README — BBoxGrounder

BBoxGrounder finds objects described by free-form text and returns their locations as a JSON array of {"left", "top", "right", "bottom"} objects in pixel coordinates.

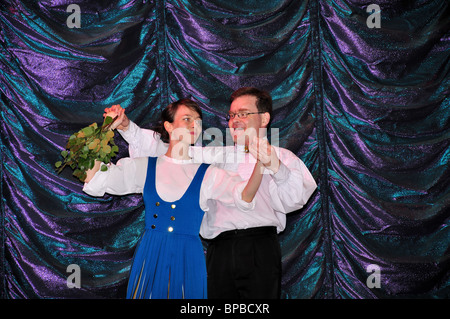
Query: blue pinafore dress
[{"left": 126, "top": 157, "right": 210, "bottom": 299}]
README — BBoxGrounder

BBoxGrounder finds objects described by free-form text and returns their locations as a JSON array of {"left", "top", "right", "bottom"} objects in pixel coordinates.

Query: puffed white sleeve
[
  {"left": 82, "top": 157, "right": 149, "bottom": 197},
  {"left": 268, "top": 149, "right": 317, "bottom": 213},
  {"left": 118, "top": 121, "right": 168, "bottom": 158},
  {"left": 199, "top": 166, "right": 255, "bottom": 213}
]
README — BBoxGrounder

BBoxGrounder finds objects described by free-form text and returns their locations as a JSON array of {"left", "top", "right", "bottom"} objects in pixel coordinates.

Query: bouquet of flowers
[{"left": 55, "top": 115, "right": 119, "bottom": 182}]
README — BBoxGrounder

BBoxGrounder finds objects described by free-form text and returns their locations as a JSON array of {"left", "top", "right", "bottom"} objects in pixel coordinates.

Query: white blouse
[
  {"left": 83, "top": 155, "right": 255, "bottom": 214},
  {"left": 116, "top": 121, "right": 318, "bottom": 239}
]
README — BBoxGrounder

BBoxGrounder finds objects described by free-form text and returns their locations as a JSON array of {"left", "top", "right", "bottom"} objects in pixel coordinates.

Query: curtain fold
[{"left": 0, "top": 0, "right": 448, "bottom": 298}]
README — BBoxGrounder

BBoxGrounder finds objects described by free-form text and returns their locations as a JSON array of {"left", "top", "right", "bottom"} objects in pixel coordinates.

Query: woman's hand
[
  {"left": 103, "top": 104, "right": 130, "bottom": 131},
  {"left": 84, "top": 160, "right": 102, "bottom": 183}
]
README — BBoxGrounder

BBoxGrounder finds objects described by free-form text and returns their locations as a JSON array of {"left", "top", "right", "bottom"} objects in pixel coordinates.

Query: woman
[{"left": 83, "top": 99, "right": 263, "bottom": 299}]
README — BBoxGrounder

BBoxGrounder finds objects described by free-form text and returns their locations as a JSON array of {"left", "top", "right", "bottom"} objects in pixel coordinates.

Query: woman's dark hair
[
  {"left": 230, "top": 87, "right": 273, "bottom": 120},
  {"left": 156, "top": 99, "right": 202, "bottom": 142}
]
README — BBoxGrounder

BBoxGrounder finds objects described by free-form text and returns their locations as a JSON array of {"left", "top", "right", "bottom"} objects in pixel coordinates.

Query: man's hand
[
  {"left": 103, "top": 104, "right": 130, "bottom": 131},
  {"left": 248, "top": 136, "right": 280, "bottom": 173}
]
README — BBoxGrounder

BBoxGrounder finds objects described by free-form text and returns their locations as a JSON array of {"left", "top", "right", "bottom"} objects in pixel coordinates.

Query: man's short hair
[{"left": 230, "top": 87, "right": 273, "bottom": 121}]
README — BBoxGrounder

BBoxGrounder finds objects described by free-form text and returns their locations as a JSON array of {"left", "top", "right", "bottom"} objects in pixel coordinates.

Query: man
[{"left": 106, "top": 87, "right": 317, "bottom": 298}]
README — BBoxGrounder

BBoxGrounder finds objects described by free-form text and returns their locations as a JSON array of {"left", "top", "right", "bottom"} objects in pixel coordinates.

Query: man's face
[{"left": 228, "top": 95, "right": 269, "bottom": 145}]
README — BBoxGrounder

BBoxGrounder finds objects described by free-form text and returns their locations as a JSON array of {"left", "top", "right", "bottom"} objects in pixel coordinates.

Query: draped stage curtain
[{"left": 0, "top": 0, "right": 448, "bottom": 299}]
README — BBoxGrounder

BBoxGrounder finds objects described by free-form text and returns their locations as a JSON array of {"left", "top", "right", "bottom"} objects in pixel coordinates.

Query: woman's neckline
[{"left": 161, "top": 154, "right": 194, "bottom": 164}]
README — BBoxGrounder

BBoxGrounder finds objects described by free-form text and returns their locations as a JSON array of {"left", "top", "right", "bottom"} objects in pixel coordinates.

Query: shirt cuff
[
  {"left": 271, "top": 161, "right": 290, "bottom": 184},
  {"left": 82, "top": 163, "right": 109, "bottom": 197},
  {"left": 117, "top": 121, "right": 138, "bottom": 143}
]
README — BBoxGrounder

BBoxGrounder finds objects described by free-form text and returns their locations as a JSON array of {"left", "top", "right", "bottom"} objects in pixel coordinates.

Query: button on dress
[{"left": 126, "top": 157, "right": 210, "bottom": 299}]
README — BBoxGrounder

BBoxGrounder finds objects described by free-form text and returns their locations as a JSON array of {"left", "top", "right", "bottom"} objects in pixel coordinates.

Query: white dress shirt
[
  {"left": 83, "top": 155, "right": 255, "bottom": 215},
  {"left": 118, "top": 121, "right": 317, "bottom": 239}
]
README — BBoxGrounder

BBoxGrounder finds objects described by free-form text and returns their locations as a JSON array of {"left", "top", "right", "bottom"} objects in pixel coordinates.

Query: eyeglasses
[{"left": 226, "top": 111, "right": 265, "bottom": 121}]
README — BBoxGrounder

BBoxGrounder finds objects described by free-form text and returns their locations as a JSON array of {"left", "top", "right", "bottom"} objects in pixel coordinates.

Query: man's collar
[
  {"left": 234, "top": 136, "right": 268, "bottom": 153},
  {"left": 235, "top": 143, "right": 248, "bottom": 153}
]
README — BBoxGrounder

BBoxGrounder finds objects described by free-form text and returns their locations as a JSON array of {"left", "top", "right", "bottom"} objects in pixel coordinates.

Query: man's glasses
[{"left": 226, "top": 111, "right": 265, "bottom": 121}]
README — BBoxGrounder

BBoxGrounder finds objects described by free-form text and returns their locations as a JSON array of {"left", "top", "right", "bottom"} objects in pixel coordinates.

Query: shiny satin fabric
[{"left": 0, "top": 0, "right": 448, "bottom": 298}]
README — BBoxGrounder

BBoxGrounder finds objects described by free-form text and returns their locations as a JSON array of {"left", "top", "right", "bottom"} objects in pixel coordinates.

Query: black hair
[
  {"left": 230, "top": 87, "right": 273, "bottom": 120},
  {"left": 156, "top": 99, "right": 202, "bottom": 143}
]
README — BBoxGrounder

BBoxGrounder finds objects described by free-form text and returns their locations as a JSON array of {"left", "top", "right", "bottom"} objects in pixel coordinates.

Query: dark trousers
[{"left": 206, "top": 226, "right": 281, "bottom": 299}]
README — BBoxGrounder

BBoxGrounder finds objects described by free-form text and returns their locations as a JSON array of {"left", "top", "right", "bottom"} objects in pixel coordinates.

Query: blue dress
[{"left": 126, "top": 157, "right": 210, "bottom": 299}]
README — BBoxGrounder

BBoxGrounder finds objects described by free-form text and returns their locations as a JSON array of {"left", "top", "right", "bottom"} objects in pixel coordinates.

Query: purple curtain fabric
[{"left": 0, "top": 0, "right": 448, "bottom": 298}]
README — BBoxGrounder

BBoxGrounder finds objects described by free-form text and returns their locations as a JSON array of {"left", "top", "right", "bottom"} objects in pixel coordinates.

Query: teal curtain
[{"left": 0, "top": 0, "right": 448, "bottom": 298}]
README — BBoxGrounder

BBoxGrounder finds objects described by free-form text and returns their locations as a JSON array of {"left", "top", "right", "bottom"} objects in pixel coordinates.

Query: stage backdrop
[{"left": 0, "top": 0, "right": 448, "bottom": 298}]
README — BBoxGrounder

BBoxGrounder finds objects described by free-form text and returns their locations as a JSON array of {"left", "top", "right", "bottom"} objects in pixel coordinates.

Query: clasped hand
[{"left": 248, "top": 137, "right": 280, "bottom": 174}]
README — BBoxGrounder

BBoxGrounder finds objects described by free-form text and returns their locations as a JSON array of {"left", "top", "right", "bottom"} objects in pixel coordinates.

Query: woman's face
[{"left": 165, "top": 104, "right": 202, "bottom": 145}]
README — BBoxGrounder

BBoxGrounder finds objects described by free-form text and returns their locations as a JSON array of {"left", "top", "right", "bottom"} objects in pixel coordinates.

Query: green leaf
[
  {"left": 81, "top": 126, "right": 94, "bottom": 137},
  {"left": 56, "top": 118, "right": 119, "bottom": 182},
  {"left": 89, "top": 158, "right": 95, "bottom": 169},
  {"left": 73, "top": 169, "right": 82, "bottom": 178},
  {"left": 105, "top": 130, "right": 114, "bottom": 139},
  {"left": 88, "top": 139, "right": 100, "bottom": 150},
  {"left": 101, "top": 165, "right": 108, "bottom": 172},
  {"left": 103, "top": 116, "right": 113, "bottom": 126}
]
